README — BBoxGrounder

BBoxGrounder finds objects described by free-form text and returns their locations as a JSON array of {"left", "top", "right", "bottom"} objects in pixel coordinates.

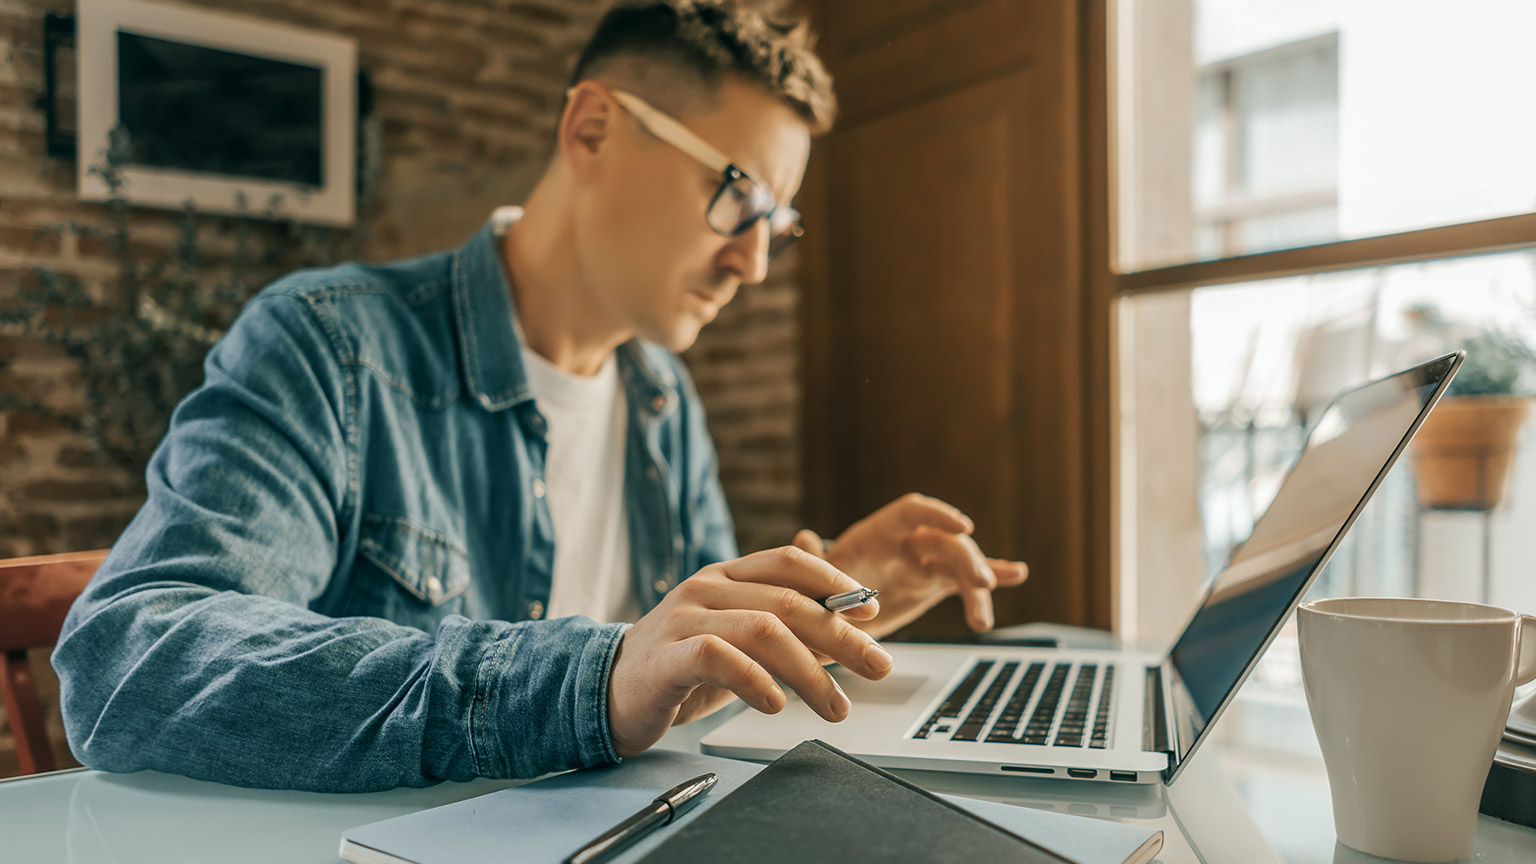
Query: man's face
[{"left": 569, "top": 78, "right": 812, "bottom": 353}]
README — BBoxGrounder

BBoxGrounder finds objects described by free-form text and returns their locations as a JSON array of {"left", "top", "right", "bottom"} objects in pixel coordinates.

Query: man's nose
[{"left": 719, "top": 220, "right": 771, "bottom": 285}]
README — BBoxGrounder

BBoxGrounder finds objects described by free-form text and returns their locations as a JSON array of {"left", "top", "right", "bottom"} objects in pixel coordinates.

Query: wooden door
[{"left": 800, "top": 0, "right": 1105, "bottom": 636}]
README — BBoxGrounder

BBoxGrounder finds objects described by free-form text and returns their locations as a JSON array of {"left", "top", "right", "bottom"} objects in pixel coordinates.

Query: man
[{"left": 54, "top": 0, "right": 1028, "bottom": 792}]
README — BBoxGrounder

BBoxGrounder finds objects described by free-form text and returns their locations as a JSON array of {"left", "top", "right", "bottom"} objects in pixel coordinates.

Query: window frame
[{"left": 1085, "top": 0, "right": 1536, "bottom": 639}]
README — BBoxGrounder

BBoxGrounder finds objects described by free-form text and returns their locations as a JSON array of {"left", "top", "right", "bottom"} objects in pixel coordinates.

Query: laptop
[{"left": 703, "top": 351, "right": 1464, "bottom": 786}]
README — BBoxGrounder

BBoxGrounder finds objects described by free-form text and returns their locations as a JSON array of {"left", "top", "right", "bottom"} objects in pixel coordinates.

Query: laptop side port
[
  {"left": 1067, "top": 768, "right": 1097, "bottom": 779},
  {"left": 1109, "top": 771, "right": 1138, "bottom": 782},
  {"left": 1000, "top": 765, "right": 1054, "bottom": 775}
]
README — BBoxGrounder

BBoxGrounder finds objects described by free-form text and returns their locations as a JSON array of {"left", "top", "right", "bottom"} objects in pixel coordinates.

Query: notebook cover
[
  {"left": 633, "top": 740, "right": 1076, "bottom": 864},
  {"left": 340, "top": 745, "right": 1161, "bottom": 864},
  {"left": 1482, "top": 738, "right": 1536, "bottom": 829}
]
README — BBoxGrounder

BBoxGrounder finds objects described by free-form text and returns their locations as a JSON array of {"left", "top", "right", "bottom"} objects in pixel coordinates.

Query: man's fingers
[
  {"left": 792, "top": 528, "right": 826, "bottom": 557},
  {"left": 715, "top": 545, "right": 866, "bottom": 600},
  {"left": 959, "top": 584, "right": 996, "bottom": 632},
  {"left": 687, "top": 580, "right": 891, "bottom": 680},
  {"left": 831, "top": 597, "right": 881, "bottom": 622},
  {"left": 792, "top": 527, "right": 868, "bottom": 616},
  {"left": 890, "top": 492, "right": 975, "bottom": 534},
  {"left": 711, "top": 609, "right": 851, "bottom": 722},
  {"left": 706, "top": 544, "right": 878, "bottom": 618},
  {"left": 989, "top": 558, "right": 1029, "bottom": 586},
  {"left": 671, "top": 634, "right": 785, "bottom": 716},
  {"left": 904, "top": 526, "right": 996, "bottom": 590}
]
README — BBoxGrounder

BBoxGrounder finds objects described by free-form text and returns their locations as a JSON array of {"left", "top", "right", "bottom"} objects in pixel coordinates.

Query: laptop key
[
  {"left": 985, "top": 662, "right": 1045, "bottom": 742},
  {"left": 951, "top": 661, "right": 1019, "bottom": 741},
  {"left": 1089, "top": 665, "right": 1116, "bottom": 748},
  {"left": 913, "top": 660, "right": 994, "bottom": 739},
  {"left": 1020, "top": 664, "right": 1073, "bottom": 745},
  {"left": 1053, "top": 665, "right": 1099, "bottom": 747}
]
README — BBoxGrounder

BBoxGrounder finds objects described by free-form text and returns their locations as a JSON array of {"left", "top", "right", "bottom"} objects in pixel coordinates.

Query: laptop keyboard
[
  {"left": 1089, "top": 665, "right": 1116, "bottom": 748},
  {"left": 912, "top": 660, "right": 1115, "bottom": 748},
  {"left": 951, "top": 661, "right": 1019, "bottom": 741},
  {"left": 984, "top": 662, "right": 1044, "bottom": 742}
]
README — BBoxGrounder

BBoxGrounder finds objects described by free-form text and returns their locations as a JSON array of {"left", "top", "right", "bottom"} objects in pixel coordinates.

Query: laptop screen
[{"left": 1163, "top": 352, "right": 1460, "bottom": 776}]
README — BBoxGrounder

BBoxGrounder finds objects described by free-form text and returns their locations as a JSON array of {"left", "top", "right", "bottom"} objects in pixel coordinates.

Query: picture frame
[{"left": 76, "top": 0, "right": 357, "bottom": 226}]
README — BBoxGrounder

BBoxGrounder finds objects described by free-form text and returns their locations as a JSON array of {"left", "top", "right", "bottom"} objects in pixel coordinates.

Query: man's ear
[{"left": 559, "top": 85, "right": 614, "bottom": 181}]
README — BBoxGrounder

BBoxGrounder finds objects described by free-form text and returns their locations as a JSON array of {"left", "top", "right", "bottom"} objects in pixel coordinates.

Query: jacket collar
[{"left": 451, "top": 217, "right": 534, "bottom": 411}]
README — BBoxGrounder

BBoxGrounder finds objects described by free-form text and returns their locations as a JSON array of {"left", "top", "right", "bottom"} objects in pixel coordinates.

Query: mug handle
[{"left": 1519, "top": 615, "right": 1536, "bottom": 686}]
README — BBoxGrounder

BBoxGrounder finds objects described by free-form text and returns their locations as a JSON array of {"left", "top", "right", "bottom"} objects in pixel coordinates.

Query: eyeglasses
[{"left": 568, "top": 85, "right": 805, "bottom": 258}]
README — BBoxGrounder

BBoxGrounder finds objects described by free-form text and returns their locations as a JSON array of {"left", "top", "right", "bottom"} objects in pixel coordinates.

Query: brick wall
[
  {"left": 689, "top": 251, "right": 803, "bottom": 552},
  {"left": 0, "top": 0, "right": 806, "bottom": 776}
]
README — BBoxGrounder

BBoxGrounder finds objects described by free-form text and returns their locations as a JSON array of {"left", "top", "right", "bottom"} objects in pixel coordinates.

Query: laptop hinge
[{"left": 1143, "top": 664, "right": 1172, "bottom": 754}]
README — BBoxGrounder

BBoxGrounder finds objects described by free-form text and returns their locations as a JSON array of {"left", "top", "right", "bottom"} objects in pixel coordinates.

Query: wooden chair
[{"left": 0, "top": 549, "right": 108, "bottom": 774}]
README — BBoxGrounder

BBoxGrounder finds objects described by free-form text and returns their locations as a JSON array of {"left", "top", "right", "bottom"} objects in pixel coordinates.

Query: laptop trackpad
[{"left": 828, "top": 669, "right": 927, "bottom": 705}]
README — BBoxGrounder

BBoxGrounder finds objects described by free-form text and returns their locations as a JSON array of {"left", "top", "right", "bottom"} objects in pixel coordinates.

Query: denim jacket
[{"left": 52, "top": 216, "right": 739, "bottom": 792}]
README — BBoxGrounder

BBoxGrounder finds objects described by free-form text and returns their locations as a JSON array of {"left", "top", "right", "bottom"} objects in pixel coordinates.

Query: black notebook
[{"left": 634, "top": 739, "right": 1077, "bottom": 864}]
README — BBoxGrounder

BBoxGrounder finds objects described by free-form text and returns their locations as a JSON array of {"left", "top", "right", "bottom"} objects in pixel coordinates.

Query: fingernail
[
  {"left": 829, "top": 679, "right": 851, "bottom": 720},
  {"left": 866, "top": 641, "right": 893, "bottom": 673}
]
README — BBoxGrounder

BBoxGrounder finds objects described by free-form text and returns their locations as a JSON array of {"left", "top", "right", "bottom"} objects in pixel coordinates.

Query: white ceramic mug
[{"left": 1297, "top": 597, "right": 1536, "bottom": 863}]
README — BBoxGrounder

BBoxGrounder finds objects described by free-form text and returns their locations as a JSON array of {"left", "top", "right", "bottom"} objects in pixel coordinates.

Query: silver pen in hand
[
  {"left": 820, "top": 587, "right": 879, "bottom": 613},
  {"left": 563, "top": 773, "right": 717, "bottom": 864}
]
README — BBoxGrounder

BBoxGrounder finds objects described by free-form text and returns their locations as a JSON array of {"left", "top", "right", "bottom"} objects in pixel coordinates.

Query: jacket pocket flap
[{"left": 358, "top": 515, "right": 470, "bottom": 606}]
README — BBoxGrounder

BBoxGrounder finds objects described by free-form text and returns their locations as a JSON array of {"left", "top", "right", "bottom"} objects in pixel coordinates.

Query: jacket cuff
[
  {"left": 470, "top": 618, "right": 630, "bottom": 778},
  {"left": 573, "top": 621, "right": 630, "bottom": 767}
]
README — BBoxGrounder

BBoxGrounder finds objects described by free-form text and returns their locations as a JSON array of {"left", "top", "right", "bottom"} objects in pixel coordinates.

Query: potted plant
[{"left": 1408, "top": 324, "right": 1536, "bottom": 511}]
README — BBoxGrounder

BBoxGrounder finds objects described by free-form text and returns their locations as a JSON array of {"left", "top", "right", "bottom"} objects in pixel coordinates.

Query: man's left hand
[{"left": 794, "top": 493, "right": 1029, "bottom": 639}]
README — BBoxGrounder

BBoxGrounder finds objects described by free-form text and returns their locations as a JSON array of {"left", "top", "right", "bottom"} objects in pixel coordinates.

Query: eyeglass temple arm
[{"left": 565, "top": 86, "right": 733, "bottom": 176}]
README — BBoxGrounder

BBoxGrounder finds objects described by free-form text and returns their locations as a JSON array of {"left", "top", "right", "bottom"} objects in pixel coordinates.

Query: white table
[{"left": 3, "top": 701, "right": 1532, "bottom": 864}]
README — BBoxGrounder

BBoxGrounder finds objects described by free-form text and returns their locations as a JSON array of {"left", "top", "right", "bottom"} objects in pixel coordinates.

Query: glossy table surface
[
  {"left": 3, "top": 707, "right": 1532, "bottom": 864},
  {"left": 5, "top": 622, "right": 1533, "bottom": 864}
]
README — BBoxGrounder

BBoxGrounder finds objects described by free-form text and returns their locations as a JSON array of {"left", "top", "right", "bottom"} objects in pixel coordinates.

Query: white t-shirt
[
  {"left": 514, "top": 305, "right": 639, "bottom": 625},
  {"left": 495, "top": 205, "right": 638, "bottom": 623}
]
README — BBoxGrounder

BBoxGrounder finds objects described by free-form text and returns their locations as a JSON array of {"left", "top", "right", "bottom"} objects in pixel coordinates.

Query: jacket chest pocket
[{"left": 353, "top": 515, "right": 471, "bottom": 627}]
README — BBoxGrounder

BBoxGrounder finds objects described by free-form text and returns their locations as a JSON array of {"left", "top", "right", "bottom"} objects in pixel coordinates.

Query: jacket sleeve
[{"left": 52, "top": 292, "right": 627, "bottom": 792}]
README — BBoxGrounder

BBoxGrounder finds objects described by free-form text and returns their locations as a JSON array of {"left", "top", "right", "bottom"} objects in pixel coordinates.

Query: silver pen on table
[
  {"left": 820, "top": 587, "right": 879, "bottom": 613},
  {"left": 563, "top": 772, "right": 717, "bottom": 864}
]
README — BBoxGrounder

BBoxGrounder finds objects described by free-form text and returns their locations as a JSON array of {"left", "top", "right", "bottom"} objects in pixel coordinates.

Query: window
[
  {"left": 1119, "top": 0, "right": 1536, "bottom": 272},
  {"left": 1193, "top": 35, "right": 1338, "bottom": 260},
  {"left": 1108, "top": 0, "right": 1536, "bottom": 758}
]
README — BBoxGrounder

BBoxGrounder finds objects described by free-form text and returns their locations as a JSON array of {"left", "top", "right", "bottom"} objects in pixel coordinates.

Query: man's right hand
[{"left": 606, "top": 545, "right": 895, "bottom": 758}]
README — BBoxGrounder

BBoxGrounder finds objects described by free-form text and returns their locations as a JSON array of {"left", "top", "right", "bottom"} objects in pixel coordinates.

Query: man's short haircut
[{"left": 570, "top": 0, "right": 837, "bottom": 135}]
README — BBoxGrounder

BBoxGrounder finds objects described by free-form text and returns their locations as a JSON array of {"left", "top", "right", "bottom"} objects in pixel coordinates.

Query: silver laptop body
[{"left": 703, "top": 352, "right": 1463, "bottom": 786}]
